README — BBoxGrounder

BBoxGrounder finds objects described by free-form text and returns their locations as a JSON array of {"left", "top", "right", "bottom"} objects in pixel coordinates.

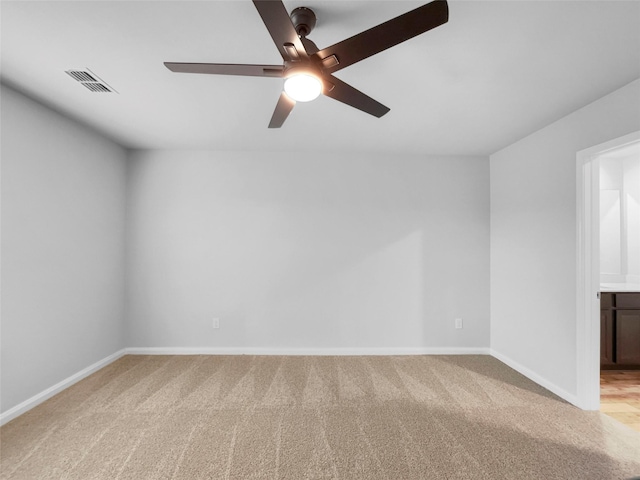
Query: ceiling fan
[{"left": 164, "top": 0, "right": 448, "bottom": 128}]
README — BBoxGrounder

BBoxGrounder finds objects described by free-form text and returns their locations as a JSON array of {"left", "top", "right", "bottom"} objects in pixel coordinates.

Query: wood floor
[{"left": 600, "top": 370, "right": 640, "bottom": 432}]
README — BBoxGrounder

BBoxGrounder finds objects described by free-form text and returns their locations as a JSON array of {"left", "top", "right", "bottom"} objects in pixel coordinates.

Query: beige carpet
[{"left": 1, "top": 355, "right": 639, "bottom": 479}]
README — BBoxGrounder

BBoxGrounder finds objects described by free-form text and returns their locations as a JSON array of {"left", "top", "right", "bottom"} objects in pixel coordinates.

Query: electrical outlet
[
  {"left": 455, "top": 318, "right": 463, "bottom": 329},
  {"left": 212, "top": 318, "right": 219, "bottom": 329}
]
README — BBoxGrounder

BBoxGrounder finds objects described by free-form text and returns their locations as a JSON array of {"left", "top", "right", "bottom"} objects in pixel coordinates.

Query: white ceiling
[{"left": 1, "top": 0, "right": 639, "bottom": 156}]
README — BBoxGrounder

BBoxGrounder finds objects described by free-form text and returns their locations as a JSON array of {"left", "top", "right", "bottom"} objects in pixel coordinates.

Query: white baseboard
[
  {"left": 0, "top": 349, "right": 127, "bottom": 426},
  {"left": 490, "top": 349, "right": 579, "bottom": 408},
  {"left": 125, "top": 346, "right": 491, "bottom": 356}
]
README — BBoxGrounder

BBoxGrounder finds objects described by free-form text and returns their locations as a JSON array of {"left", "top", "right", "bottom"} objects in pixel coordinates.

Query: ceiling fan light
[{"left": 284, "top": 74, "right": 322, "bottom": 102}]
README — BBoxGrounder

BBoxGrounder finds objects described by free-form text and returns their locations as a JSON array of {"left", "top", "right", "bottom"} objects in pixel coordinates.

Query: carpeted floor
[{"left": 1, "top": 355, "right": 639, "bottom": 479}]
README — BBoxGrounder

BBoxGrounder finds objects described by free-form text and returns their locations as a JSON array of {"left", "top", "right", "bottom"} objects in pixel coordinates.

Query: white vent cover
[{"left": 65, "top": 69, "right": 117, "bottom": 93}]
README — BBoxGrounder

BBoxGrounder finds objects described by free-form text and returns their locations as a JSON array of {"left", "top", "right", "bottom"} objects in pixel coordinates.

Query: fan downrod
[{"left": 290, "top": 7, "right": 316, "bottom": 37}]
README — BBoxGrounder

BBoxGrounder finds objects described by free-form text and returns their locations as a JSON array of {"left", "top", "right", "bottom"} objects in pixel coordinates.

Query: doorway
[
  {"left": 597, "top": 141, "right": 640, "bottom": 431},
  {"left": 576, "top": 131, "right": 640, "bottom": 412}
]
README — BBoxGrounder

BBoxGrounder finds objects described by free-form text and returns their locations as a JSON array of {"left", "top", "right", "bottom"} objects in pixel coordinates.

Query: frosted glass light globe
[{"left": 284, "top": 74, "right": 322, "bottom": 102}]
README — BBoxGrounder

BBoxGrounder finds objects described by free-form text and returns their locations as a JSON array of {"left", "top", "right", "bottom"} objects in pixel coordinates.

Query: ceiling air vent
[{"left": 65, "top": 69, "right": 117, "bottom": 93}]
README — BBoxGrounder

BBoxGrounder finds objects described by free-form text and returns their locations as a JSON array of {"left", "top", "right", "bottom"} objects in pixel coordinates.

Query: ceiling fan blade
[
  {"left": 164, "top": 62, "right": 284, "bottom": 77},
  {"left": 252, "top": 0, "right": 308, "bottom": 61},
  {"left": 312, "top": 0, "right": 448, "bottom": 74},
  {"left": 322, "top": 75, "right": 389, "bottom": 118},
  {"left": 268, "top": 92, "right": 296, "bottom": 128}
]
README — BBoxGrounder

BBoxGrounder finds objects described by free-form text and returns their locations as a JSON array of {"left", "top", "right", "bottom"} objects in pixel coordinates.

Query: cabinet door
[
  {"left": 616, "top": 310, "right": 640, "bottom": 365},
  {"left": 600, "top": 310, "right": 614, "bottom": 365}
]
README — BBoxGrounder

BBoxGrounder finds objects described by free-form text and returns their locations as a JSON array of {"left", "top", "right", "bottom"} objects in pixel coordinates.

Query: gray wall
[
  {"left": 1, "top": 85, "right": 127, "bottom": 413},
  {"left": 126, "top": 150, "right": 490, "bottom": 351},
  {"left": 490, "top": 79, "right": 640, "bottom": 397},
  {"left": 7, "top": 75, "right": 637, "bottom": 414}
]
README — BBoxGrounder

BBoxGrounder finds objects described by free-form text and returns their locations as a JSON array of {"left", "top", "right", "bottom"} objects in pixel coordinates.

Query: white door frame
[{"left": 576, "top": 130, "right": 640, "bottom": 410}]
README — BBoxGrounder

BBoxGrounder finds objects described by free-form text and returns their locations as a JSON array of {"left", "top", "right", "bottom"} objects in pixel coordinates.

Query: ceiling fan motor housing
[
  {"left": 290, "top": 7, "right": 316, "bottom": 37},
  {"left": 283, "top": 63, "right": 323, "bottom": 85}
]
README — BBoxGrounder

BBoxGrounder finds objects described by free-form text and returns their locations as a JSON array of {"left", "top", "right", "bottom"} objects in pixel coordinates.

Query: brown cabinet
[
  {"left": 600, "top": 309, "right": 614, "bottom": 365},
  {"left": 617, "top": 310, "right": 640, "bottom": 365},
  {"left": 600, "top": 292, "right": 640, "bottom": 369}
]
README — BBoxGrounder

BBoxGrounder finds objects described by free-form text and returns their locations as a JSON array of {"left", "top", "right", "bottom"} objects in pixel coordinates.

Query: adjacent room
[
  {"left": 599, "top": 142, "right": 640, "bottom": 430},
  {"left": 1, "top": 1, "right": 639, "bottom": 478}
]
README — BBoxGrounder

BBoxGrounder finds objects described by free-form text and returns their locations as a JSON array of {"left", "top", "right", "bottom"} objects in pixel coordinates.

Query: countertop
[{"left": 600, "top": 283, "right": 640, "bottom": 293}]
